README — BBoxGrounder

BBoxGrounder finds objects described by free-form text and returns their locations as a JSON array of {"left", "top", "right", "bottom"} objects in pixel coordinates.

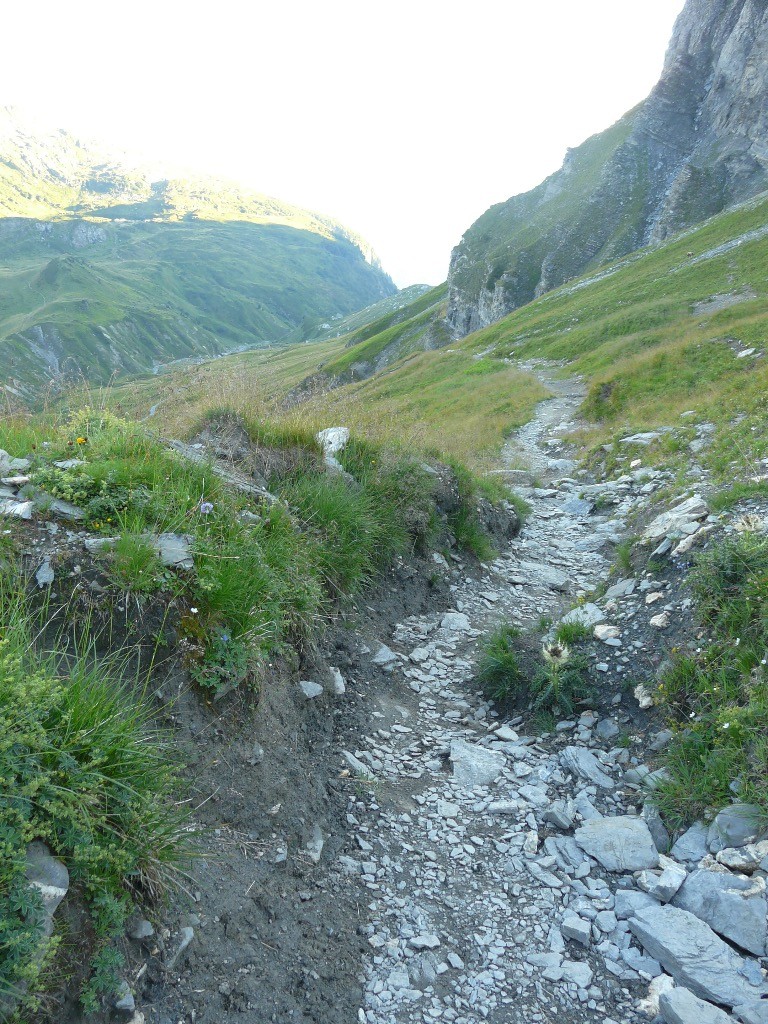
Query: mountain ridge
[
  {"left": 446, "top": 0, "right": 768, "bottom": 338},
  {"left": 0, "top": 107, "right": 395, "bottom": 399}
]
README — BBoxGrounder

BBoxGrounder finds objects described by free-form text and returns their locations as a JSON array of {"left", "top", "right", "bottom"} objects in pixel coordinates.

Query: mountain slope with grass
[
  {"left": 446, "top": 0, "right": 768, "bottom": 337},
  {"left": 0, "top": 108, "right": 395, "bottom": 399}
]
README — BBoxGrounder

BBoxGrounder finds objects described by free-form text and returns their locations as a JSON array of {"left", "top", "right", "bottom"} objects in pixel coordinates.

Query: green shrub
[
  {"left": 554, "top": 620, "right": 592, "bottom": 646},
  {"left": 530, "top": 643, "right": 593, "bottom": 714},
  {"left": 477, "top": 625, "right": 523, "bottom": 700},
  {"left": 106, "top": 532, "right": 169, "bottom": 594},
  {"left": 0, "top": 602, "right": 190, "bottom": 1014},
  {"left": 654, "top": 532, "right": 768, "bottom": 827}
]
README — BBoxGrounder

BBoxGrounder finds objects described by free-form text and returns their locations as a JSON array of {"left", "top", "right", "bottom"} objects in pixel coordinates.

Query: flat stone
[
  {"left": 594, "top": 624, "right": 621, "bottom": 641},
  {"left": 659, "top": 986, "right": 733, "bottom": 1024},
  {"left": 299, "top": 680, "right": 324, "bottom": 699},
  {"left": 450, "top": 738, "right": 504, "bottom": 788},
  {"left": 409, "top": 933, "right": 440, "bottom": 950},
  {"left": 614, "top": 889, "right": 661, "bottom": 920},
  {"left": 561, "top": 913, "right": 591, "bottom": 946},
  {"left": 604, "top": 578, "right": 636, "bottom": 599},
  {"left": 441, "top": 611, "right": 471, "bottom": 632},
  {"left": 671, "top": 823, "right": 710, "bottom": 864},
  {"left": 561, "top": 746, "right": 615, "bottom": 789},
  {"left": 672, "top": 868, "right": 768, "bottom": 956},
  {"left": 575, "top": 816, "right": 660, "bottom": 871},
  {"left": 559, "top": 960, "right": 593, "bottom": 987},
  {"left": 562, "top": 498, "right": 592, "bottom": 516},
  {"left": 708, "top": 804, "right": 765, "bottom": 853},
  {"left": 437, "top": 800, "right": 460, "bottom": 818},
  {"left": 559, "top": 603, "right": 605, "bottom": 628},
  {"left": 35, "top": 560, "right": 54, "bottom": 587},
  {"left": 643, "top": 801, "right": 672, "bottom": 853},
  {"left": 628, "top": 904, "right": 767, "bottom": 1007},
  {"left": 733, "top": 1000, "right": 768, "bottom": 1024},
  {"left": 328, "top": 667, "right": 346, "bottom": 695},
  {"left": 0, "top": 498, "right": 33, "bottom": 519},
  {"left": 47, "top": 498, "right": 86, "bottom": 521},
  {"left": 154, "top": 532, "right": 194, "bottom": 569}
]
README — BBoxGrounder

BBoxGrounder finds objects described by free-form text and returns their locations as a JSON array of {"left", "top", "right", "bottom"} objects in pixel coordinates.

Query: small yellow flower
[{"left": 76, "top": 436, "right": 87, "bottom": 445}]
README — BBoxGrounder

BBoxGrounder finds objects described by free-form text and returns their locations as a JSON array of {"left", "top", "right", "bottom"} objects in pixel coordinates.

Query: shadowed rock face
[{"left": 446, "top": 0, "right": 768, "bottom": 338}]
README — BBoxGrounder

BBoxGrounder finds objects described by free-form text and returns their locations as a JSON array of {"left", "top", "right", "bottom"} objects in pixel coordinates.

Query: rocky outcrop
[{"left": 446, "top": 0, "right": 768, "bottom": 337}]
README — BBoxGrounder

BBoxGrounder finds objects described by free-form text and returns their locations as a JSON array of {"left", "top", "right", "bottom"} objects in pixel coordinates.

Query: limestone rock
[
  {"left": 672, "top": 868, "right": 768, "bottom": 956},
  {"left": 561, "top": 745, "right": 614, "bottom": 789},
  {"left": 643, "top": 495, "right": 708, "bottom": 544},
  {"left": 628, "top": 904, "right": 767, "bottom": 1007},
  {"left": 449, "top": 738, "right": 504, "bottom": 789},
  {"left": 575, "top": 816, "right": 660, "bottom": 871},
  {"left": 658, "top": 986, "right": 733, "bottom": 1024},
  {"left": 708, "top": 804, "right": 765, "bottom": 853}
]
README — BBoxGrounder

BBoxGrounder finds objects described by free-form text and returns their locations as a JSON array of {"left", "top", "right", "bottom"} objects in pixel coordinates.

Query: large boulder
[
  {"left": 628, "top": 904, "right": 768, "bottom": 1007},
  {"left": 574, "top": 816, "right": 660, "bottom": 872},
  {"left": 672, "top": 868, "right": 768, "bottom": 956}
]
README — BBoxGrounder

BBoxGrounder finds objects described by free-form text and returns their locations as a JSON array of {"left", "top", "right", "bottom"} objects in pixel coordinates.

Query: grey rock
[
  {"left": 643, "top": 495, "right": 709, "bottom": 543},
  {"left": 304, "top": 825, "right": 325, "bottom": 864},
  {"left": 659, "top": 986, "right": 734, "bottom": 1024},
  {"left": 450, "top": 738, "right": 504, "bottom": 788},
  {"left": 559, "top": 603, "right": 605, "bottom": 628},
  {"left": 637, "top": 854, "right": 687, "bottom": 902},
  {"left": 575, "top": 816, "right": 660, "bottom": 871},
  {"left": 561, "top": 913, "right": 591, "bottom": 946},
  {"left": 53, "top": 458, "right": 86, "bottom": 470},
  {"left": 35, "top": 560, "right": 54, "bottom": 587},
  {"left": 372, "top": 644, "right": 398, "bottom": 668},
  {"left": 614, "top": 889, "right": 661, "bottom": 920},
  {"left": 47, "top": 497, "right": 86, "bottom": 521},
  {"left": 409, "top": 933, "right": 440, "bottom": 950},
  {"left": 628, "top": 904, "right": 767, "bottom": 1007},
  {"left": 113, "top": 980, "right": 135, "bottom": 1014},
  {"left": 671, "top": 823, "right": 710, "bottom": 864},
  {"left": 559, "top": 960, "right": 593, "bottom": 987},
  {"left": 25, "top": 840, "right": 69, "bottom": 937},
  {"left": 643, "top": 801, "right": 672, "bottom": 853},
  {"left": 0, "top": 497, "right": 33, "bottom": 519},
  {"left": 708, "top": 804, "right": 765, "bottom": 853},
  {"left": 164, "top": 925, "right": 194, "bottom": 970},
  {"left": 595, "top": 718, "right": 620, "bottom": 741},
  {"left": 440, "top": 611, "right": 472, "bottom": 632},
  {"left": 299, "top": 680, "right": 324, "bottom": 699},
  {"left": 126, "top": 917, "right": 154, "bottom": 940},
  {"left": 650, "top": 728, "right": 674, "bottom": 752},
  {"left": 620, "top": 946, "right": 662, "bottom": 978},
  {"left": 733, "top": 1000, "right": 768, "bottom": 1024},
  {"left": 544, "top": 800, "right": 575, "bottom": 830},
  {"left": 604, "top": 578, "right": 636, "bottom": 600},
  {"left": 717, "top": 841, "right": 768, "bottom": 874},
  {"left": 328, "top": 667, "right": 346, "bottom": 695},
  {"left": 154, "top": 532, "right": 194, "bottom": 569},
  {"left": 672, "top": 868, "right": 768, "bottom": 956},
  {"left": 561, "top": 746, "right": 615, "bottom": 789},
  {"left": 562, "top": 497, "right": 592, "bottom": 516}
]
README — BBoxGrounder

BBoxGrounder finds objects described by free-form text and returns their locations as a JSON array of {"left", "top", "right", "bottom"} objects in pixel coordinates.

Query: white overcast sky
[{"left": 2, "top": 0, "right": 685, "bottom": 286}]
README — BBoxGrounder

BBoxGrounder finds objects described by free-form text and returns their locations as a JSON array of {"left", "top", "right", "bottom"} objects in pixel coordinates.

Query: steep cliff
[{"left": 446, "top": 0, "right": 768, "bottom": 337}]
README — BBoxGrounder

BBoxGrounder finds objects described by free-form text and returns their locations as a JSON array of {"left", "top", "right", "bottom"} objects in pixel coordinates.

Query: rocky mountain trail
[
  {"left": 4, "top": 371, "right": 768, "bottom": 1024},
  {"left": 328, "top": 369, "right": 768, "bottom": 1024}
]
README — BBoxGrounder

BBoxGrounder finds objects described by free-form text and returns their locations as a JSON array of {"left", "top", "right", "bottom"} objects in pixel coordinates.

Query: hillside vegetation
[{"left": 0, "top": 109, "right": 394, "bottom": 399}]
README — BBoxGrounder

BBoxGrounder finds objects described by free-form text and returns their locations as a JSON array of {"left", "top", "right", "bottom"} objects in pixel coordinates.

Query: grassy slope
[
  {"left": 462, "top": 192, "right": 768, "bottom": 479},
  {"left": 0, "top": 112, "right": 395, "bottom": 396}
]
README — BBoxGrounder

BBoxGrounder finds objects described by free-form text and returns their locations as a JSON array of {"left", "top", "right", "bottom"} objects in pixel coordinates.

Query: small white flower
[
  {"left": 722, "top": 723, "right": 730, "bottom": 729},
  {"left": 190, "top": 607, "right": 199, "bottom": 614}
]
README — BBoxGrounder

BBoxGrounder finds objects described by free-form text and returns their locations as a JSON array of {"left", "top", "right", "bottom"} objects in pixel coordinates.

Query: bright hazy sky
[{"left": 3, "top": 0, "right": 685, "bottom": 286}]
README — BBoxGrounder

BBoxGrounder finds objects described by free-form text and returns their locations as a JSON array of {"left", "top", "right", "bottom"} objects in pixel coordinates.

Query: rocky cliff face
[{"left": 446, "top": 0, "right": 768, "bottom": 337}]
